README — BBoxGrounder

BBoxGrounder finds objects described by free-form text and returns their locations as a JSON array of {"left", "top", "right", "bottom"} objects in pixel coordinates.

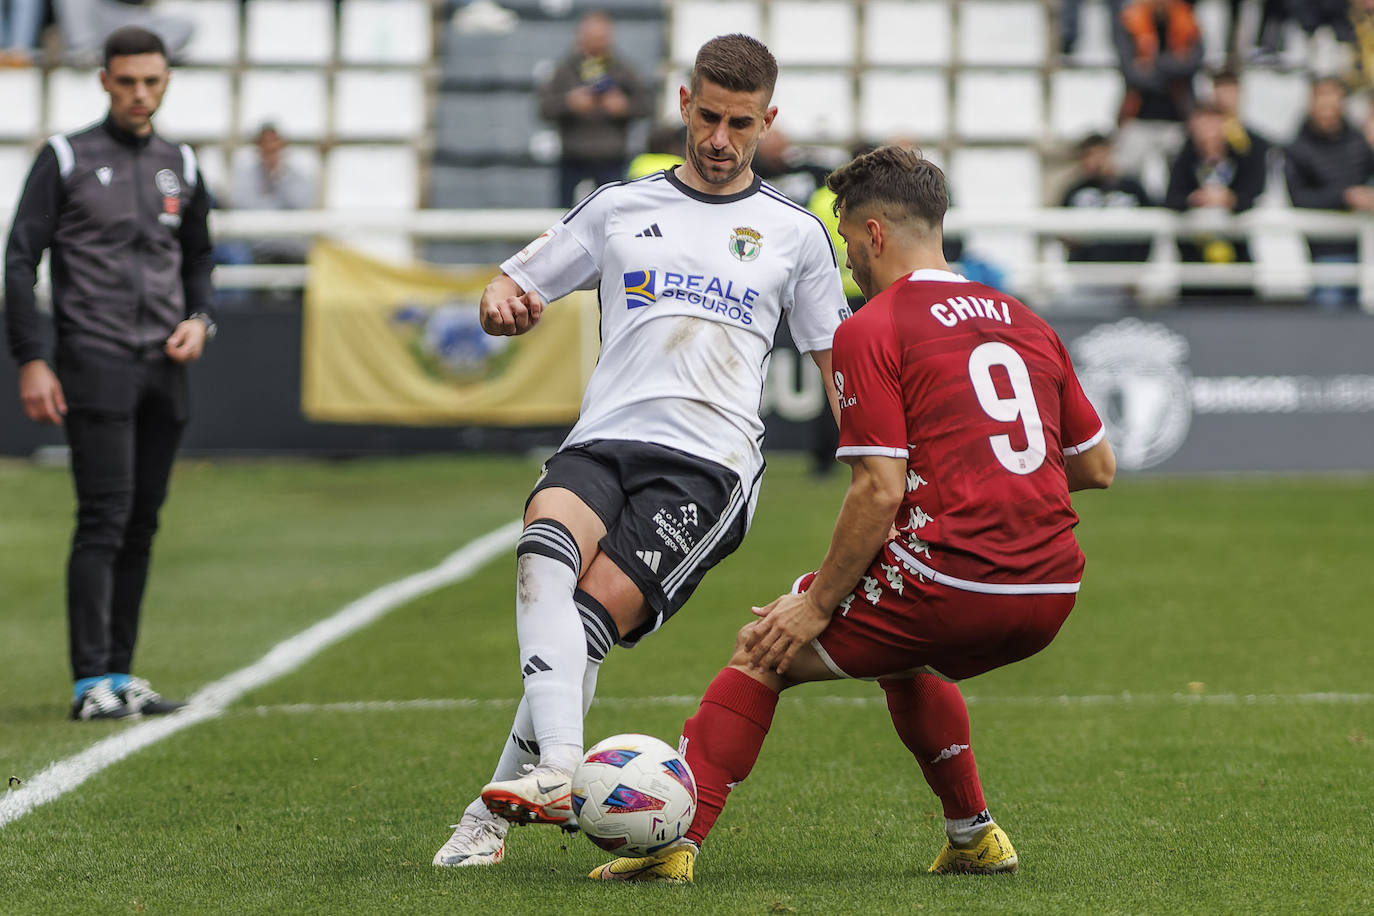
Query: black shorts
[{"left": 527, "top": 439, "right": 751, "bottom": 643}]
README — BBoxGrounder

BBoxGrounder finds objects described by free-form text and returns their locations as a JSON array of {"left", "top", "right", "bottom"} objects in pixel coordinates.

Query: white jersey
[{"left": 502, "top": 169, "right": 848, "bottom": 516}]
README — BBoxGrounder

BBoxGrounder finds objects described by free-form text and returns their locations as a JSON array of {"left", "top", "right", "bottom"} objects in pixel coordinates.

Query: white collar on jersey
[{"left": 907, "top": 268, "right": 970, "bottom": 283}]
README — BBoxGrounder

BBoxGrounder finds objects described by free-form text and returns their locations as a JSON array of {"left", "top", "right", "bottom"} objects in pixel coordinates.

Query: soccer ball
[{"left": 571, "top": 733, "right": 697, "bottom": 856}]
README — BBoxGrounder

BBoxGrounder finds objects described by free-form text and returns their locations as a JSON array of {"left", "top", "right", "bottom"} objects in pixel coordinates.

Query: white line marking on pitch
[
  {"left": 0, "top": 520, "right": 523, "bottom": 830},
  {"left": 239, "top": 691, "right": 1374, "bottom": 718}
]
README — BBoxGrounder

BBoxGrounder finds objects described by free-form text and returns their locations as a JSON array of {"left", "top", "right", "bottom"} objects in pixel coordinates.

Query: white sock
[
  {"left": 482, "top": 632, "right": 608, "bottom": 795},
  {"left": 487, "top": 696, "right": 539, "bottom": 783},
  {"left": 464, "top": 796, "right": 504, "bottom": 828},
  {"left": 947, "top": 810, "right": 994, "bottom": 846},
  {"left": 581, "top": 657, "right": 602, "bottom": 716},
  {"left": 514, "top": 520, "right": 587, "bottom": 774},
  {"left": 574, "top": 586, "right": 617, "bottom": 748}
]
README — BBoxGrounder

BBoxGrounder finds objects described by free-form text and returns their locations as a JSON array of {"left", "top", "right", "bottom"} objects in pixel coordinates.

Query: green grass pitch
[{"left": 1, "top": 455, "right": 1370, "bottom": 914}]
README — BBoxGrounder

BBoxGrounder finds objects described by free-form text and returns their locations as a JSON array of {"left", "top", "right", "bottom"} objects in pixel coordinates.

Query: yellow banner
[{"left": 302, "top": 241, "right": 597, "bottom": 425}]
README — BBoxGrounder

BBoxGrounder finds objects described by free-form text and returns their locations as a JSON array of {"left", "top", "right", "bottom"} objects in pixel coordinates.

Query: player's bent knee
[
  {"left": 727, "top": 623, "right": 756, "bottom": 660},
  {"left": 578, "top": 554, "right": 651, "bottom": 640},
  {"left": 573, "top": 588, "right": 617, "bottom": 663}
]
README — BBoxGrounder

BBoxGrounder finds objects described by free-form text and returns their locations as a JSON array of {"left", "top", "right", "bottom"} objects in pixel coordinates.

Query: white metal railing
[
  {"left": 8, "top": 207, "right": 1369, "bottom": 310},
  {"left": 202, "top": 206, "right": 1374, "bottom": 312}
]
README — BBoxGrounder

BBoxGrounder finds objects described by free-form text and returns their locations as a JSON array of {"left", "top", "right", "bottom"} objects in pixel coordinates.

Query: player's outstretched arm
[
  {"left": 747, "top": 454, "right": 906, "bottom": 674},
  {"left": 1066, "top": 438, "right": 1116, "bottom": 491},
  {"left": 479, "top": 272, "right": 546, "bottom": 336}
]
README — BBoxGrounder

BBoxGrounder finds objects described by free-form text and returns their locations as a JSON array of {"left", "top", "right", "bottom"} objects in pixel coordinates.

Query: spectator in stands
[
  {"left": 226, "top": 123, "right": 317, "bottom": 264},
  {"left": 54, "top": 0, "right": 192, "bottom": 64},
  {"left": 1059, "top": 0, "right": 1128, "bottom": 59},
  {"left": 626, "top": 122, "right": 685, "bottom": 179},
  {"left": 1114, "top": 0, "right": 1204, "bottom": 199},
  {"left": 1166, "top": 101, "right": 1267, "bottom": 296},
  {"left": 1289, "top": 0, "right": 1357, "bottom": 46},
  {"left": 1208, "top": 68, "right": 1270, "bottom": 163},
  {"left": 0, "top": 0, "right": 45, "bottom": 65},
  {"left": 1284, "top": 77, "right": 1374, "bottom": 307},
  {"left": 1241, "top": 0, "right": 1293, "bottom": 66},
  {"left": 538, "top": 10, "right": 651, "bottom": 206},
  {"left": 1060, "top": 132, "right": 1154, "bottom": 262}
]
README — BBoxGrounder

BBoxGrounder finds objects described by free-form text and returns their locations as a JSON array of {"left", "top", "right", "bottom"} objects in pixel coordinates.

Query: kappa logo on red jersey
[
  {"left": 930, "top": 743, "right": 970, "bottom": 763},
  {"left": 833, "top": 371, "right": 857, "bottom": 409}
]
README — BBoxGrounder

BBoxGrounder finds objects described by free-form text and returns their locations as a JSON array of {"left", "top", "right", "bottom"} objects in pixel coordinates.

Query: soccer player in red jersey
[{"left": 590, "top": 145, "right": 1116, "bottom": 883}]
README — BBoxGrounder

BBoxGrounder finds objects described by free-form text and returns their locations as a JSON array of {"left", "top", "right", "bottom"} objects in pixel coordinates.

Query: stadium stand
[
  {"left": 158, "top": 0, "right": 240, "bottom": 64},
  {"left": 340, "top": 0, "right": 434, "bottom": 64},
  {"left": 244, "top": 0, "right": 335, "bottom": 65},
  {"left": 864, "top": 1, "right": 951, "bottom": 67},
  {"left": 0, "top": 0, "right": 1361, "bottom": 302},
  {"left": 0, "top": 69, "right": 43, "bottom": 139}
]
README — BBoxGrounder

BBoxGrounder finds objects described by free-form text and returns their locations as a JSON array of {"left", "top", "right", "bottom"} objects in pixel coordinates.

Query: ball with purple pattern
[{"left": 572, "top": 733, "right": 697, "bottom": 857}]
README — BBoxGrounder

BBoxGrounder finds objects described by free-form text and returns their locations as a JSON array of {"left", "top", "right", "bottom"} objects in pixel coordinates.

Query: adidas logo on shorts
[{"left": 635, "top": 549, "right": 662, "bottom": 573}]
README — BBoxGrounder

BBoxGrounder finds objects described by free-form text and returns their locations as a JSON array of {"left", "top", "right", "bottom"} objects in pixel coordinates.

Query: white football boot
[
  {"left": 480, "top": 763, "right": 575, "bottom": 826},
  {"left": 433, "top": 808, "right": 508, "bottom": 867}
]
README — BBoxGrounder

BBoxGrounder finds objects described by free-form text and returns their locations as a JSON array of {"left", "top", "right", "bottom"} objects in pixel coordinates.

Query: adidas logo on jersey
[
  {"left": 635, "top": 549, "right": 662, "bottom": 573},
  {"left": 635, "top": 223, "right": 663, "bottom": 238}
]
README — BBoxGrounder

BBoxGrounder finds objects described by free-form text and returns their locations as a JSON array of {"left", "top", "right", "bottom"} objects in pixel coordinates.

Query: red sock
[
  {"left": 881, "top": 673, "right": 986, "bottom": 819},
  {"left": 680, "top": 667, "right": 778, "bottom": 846}
]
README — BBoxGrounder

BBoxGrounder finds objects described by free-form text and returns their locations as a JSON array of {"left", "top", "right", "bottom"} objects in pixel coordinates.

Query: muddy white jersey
[{"left": 501, "top": 169, "right": 848, "bottom": 517}]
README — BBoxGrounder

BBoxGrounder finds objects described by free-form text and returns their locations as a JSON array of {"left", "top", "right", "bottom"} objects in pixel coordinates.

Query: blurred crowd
[
  {"left": 11, "top": 0, "right": 1374, "bottom": 309},
  {"left": 0, "top": 0, "right": 195, "bottom": 66},
  {"left": 1053, "top": 0, "right": 1374, "bottom": 306},
  {"left": 1063, "top": 0, "right": 1374, "bottom": 82}
]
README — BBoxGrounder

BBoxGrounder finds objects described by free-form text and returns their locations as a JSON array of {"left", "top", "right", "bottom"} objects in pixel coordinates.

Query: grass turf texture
[{"left": 1, "top": 455, "right": 1370, "bottom": 913}]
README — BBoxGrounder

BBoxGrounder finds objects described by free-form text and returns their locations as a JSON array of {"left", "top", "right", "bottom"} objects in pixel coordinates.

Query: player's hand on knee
[
  {"left": 482, "top": 291, "right": 545, "bottom": 336},
  {"left": 747, "top": 592, "right": 829, "bottom": 675}
]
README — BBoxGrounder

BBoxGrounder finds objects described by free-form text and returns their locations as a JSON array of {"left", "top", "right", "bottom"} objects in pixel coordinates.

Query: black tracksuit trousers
[{"left": 60, "top": 350, "right": 187, "bottom": 679}]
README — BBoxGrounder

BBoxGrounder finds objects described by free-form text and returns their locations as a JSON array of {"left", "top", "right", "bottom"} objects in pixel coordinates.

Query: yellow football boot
[
  {"left": 927, "top": 824, "right": 1019, "bottom": 875},
  {"left": 588, "top": 839, "right": 697, "bottom": 884}
]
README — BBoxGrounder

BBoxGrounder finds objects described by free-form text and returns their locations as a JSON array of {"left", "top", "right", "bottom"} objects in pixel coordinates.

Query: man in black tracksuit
[{"left": 3, "top": 27, "right": 216, "bottom": 720}]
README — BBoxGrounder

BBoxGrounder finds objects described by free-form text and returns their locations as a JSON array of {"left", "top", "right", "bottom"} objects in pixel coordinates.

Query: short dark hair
[
  {"left": 1210, "top": 67, "right": 1240, "bottom": 86},
  {"left": 826, "top": 145, "right": 948, "bottom": 230},
  {"left": 103, "top": 26, "right": 167, "bottom": 69},
  {"left": 1077, "top": 132, "right": 1112, "bottom": 154},
  {"left": 691, "top": 34, "right": 778, "bottom": 99}
]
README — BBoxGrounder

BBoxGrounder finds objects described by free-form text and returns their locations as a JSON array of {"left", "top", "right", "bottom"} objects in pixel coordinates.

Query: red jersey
[{"left": 832, "top": 269, "right": 1104, "bottom": 594}]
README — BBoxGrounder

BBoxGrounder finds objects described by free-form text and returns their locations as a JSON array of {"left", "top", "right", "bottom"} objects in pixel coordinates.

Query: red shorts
[{"left": 794, "top": 549, "right": 1077, "bottom": 681}]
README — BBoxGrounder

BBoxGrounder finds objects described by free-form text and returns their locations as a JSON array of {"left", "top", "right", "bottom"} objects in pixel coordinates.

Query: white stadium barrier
[{"left": 120, "top": 207, "right": 1374, "bottom": 314}]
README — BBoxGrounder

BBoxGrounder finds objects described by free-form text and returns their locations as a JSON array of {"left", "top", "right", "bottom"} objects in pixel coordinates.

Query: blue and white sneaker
[
  {"left": 116, "top": 677, "right": 187, "bottom": 716},
  {"left": 70, "top": 678, "right": 134, "bottom": 721}
]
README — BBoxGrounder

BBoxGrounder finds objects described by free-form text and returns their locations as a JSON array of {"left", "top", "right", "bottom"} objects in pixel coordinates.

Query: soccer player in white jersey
[{"left": 433, "top": 33, "right": 850, "bottom": 868}]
